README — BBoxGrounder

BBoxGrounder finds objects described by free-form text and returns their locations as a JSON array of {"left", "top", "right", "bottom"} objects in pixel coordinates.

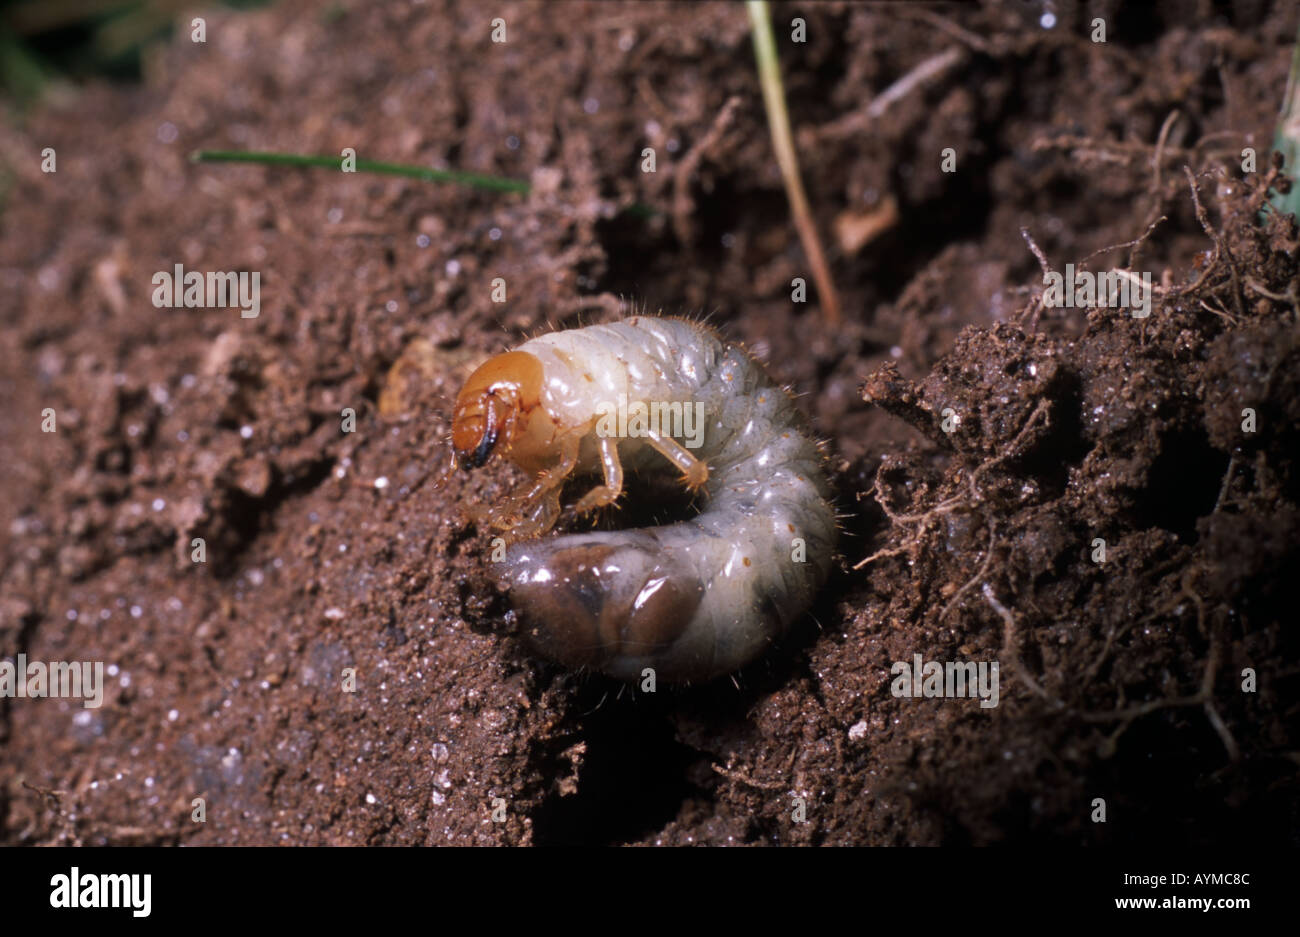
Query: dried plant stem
[{"left": 747, "top": 0, "right": 842, "bottom": 326}]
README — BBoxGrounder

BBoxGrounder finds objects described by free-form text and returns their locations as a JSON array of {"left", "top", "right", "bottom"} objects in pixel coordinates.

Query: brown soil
[{"left": 1, "top": 0, "right": 1297, "bottom": 845}]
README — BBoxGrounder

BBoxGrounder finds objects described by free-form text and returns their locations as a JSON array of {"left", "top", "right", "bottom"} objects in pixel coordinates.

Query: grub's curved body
[{"left": 451, "top": 316, "right": 836, "bottom": 681}]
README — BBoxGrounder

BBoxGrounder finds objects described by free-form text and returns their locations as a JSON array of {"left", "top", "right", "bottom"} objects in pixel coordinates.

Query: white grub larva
[{"left": 450, "top": 316, "right": 837, "bottom": 682}]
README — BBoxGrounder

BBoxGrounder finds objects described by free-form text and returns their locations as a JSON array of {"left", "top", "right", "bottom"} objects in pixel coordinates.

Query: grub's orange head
[{"left": 451, "top": 351, "right": 545, "bottom": 470}]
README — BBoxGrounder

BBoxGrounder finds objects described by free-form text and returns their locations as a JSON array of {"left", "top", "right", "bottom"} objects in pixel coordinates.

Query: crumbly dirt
[{"left": 1, "top": 0, "right": 1297, "bottom": 845}]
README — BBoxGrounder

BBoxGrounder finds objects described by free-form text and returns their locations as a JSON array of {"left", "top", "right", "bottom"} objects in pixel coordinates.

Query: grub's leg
[
  {"left": 572, "top": 436, "right": 625, "bottom": 515},
  {"left": 488, "top": 436, "right": 579, "bottom": 538},
  {"left": 644, "top": 427, "right": 709, "bottom": 491}
]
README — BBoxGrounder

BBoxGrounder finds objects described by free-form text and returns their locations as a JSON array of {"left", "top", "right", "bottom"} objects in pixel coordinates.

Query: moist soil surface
[{"left": 1, "top": 0, "right": 1298, "bottom": 845}]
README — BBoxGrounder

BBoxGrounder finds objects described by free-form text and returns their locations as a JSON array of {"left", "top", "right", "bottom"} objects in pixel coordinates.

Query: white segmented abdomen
[
  {"left": 518, "top": 318, "right": 719, "bottom": 436},
  {"left": 502, "top": 316, "right": 837, "bottom": 682}
]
